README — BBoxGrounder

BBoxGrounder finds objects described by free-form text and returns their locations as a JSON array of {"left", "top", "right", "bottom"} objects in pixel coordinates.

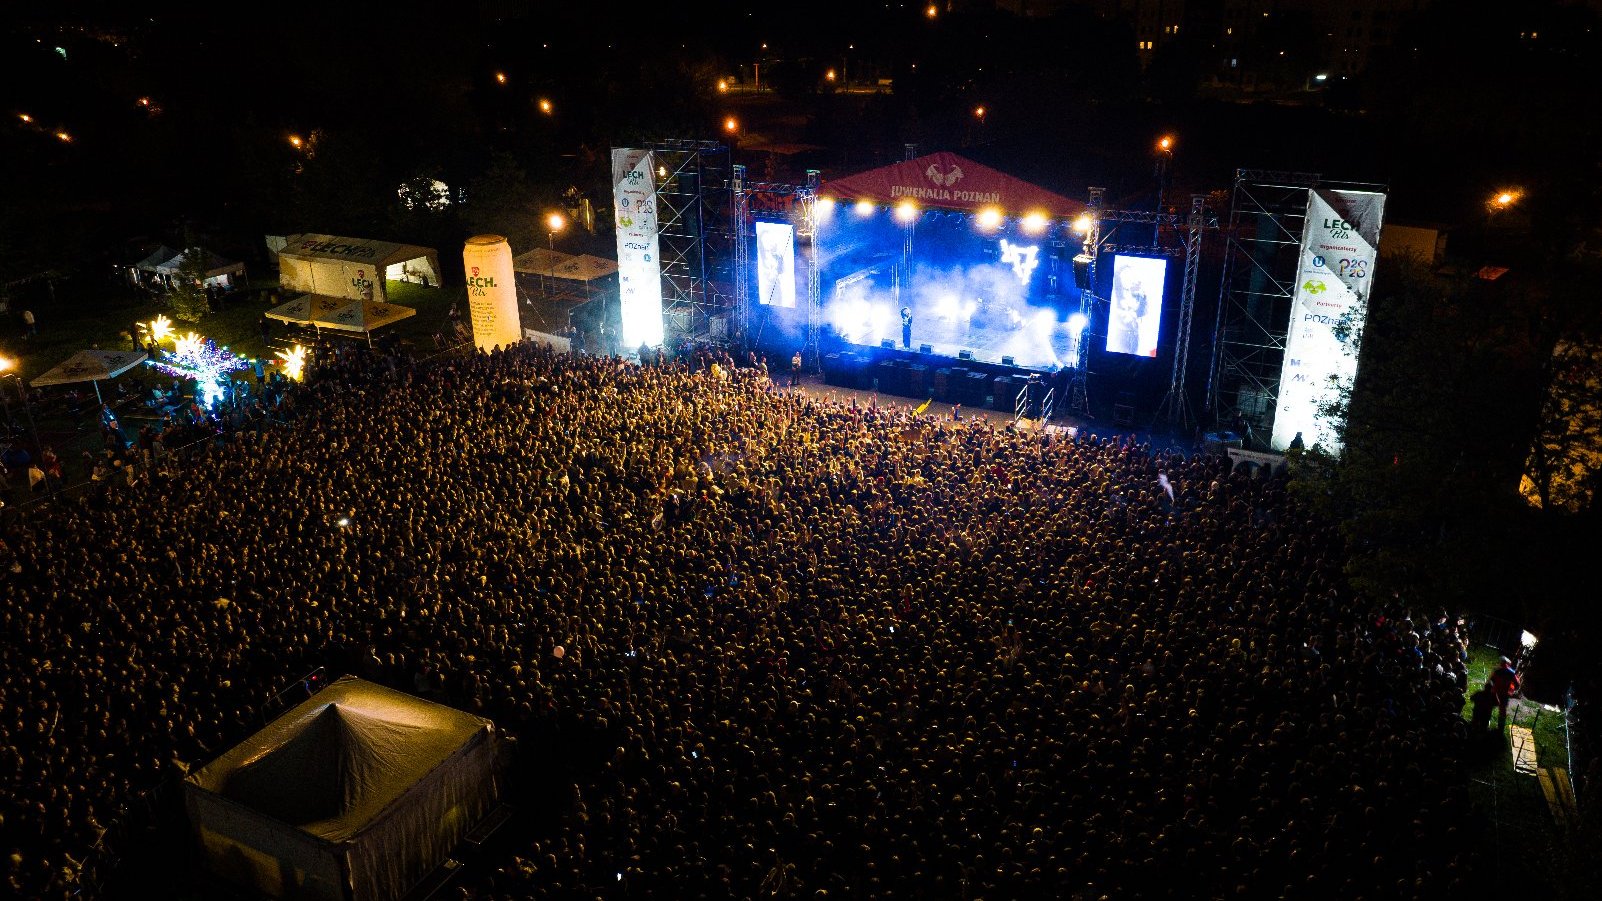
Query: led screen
[
  {"left": 755, "top": 221, "right": 796, "bottom": 308},
  {"left": 1104, "top": 255, "right": 1167, "bottom": 357}
]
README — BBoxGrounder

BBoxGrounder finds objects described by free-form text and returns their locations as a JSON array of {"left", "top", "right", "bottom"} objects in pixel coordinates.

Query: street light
[
  {"left": 0, "top": 357, "right": 47, "bottom": 489},
  {"left": 54, "top": 131, "right": 71, "bottom": 143},
  {"left": 724, "top": 116, "right": 739, "bottom": 133},
  {"left": 19, "top": 113, "right": 32, "bottom": 123},
  {"left": 495, "top": 71, "right": 507, "bottom": 84},
  {"left": 926, "top": 4, "right": 939, "bottom": 19},
  {"left": 538, "top": 98, "right": 553, "bottom": 114},
  {"left": 1490, "top": 189, "right": 1523, "bottom": 211},
  {"left": 545, "top": 212, "right": 567, "bottom": 296},
  {"left": 288, "top": 134, "right": 304, "bottom": 149},
  {"left": 1157, "top": 134, "right": 1175, "bottom": 152}
]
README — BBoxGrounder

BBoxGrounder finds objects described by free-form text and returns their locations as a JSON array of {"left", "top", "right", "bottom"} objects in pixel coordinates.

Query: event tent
[
  {"left": 185, "top": 677, "right": 500, "bottom": 901},
  {"left": 275, "top": 234, "right": 441, "bottom": 304},
  {"left": 512, "top": 248, "right": 619, "bottom": 283},
  {"left": 127, "top": 245, "right": 248, "bottom": 290},
  {"left": 823, "top": 151, "right": 1086, "bottom": 219},
  {"left": 30, "top": 349, "right": 147, "bottom": 403},
  {"left": 265, "top": 295, "right": 416, "bottom": 339}
]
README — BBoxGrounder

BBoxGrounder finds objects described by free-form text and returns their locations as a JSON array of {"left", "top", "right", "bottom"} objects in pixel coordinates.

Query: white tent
[
  {"left": 185, "top": 677, "right": 501, "bottom": 901},
  {"left": 276, "top": 234, "right": 441, "bottom": 304},
  {"left": 265, "top": 294, "right": 416, "bottom": 341},
  {"left": 127, "top": 246, "right": 247, "bottom": 290}
]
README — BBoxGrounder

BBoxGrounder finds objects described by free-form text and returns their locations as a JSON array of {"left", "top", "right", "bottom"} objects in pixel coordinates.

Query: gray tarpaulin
[{"left": 185, "top": 677, "right": 500, "bottom": 901}]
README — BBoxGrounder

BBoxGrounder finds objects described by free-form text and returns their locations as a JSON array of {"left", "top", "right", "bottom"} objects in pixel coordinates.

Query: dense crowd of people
[{"left": 0, "top": 341, "right": 1475, "bottom": 899}]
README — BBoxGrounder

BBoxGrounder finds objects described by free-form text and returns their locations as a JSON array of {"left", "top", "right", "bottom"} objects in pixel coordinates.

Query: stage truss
[
  {"left": 732, "top": 168, "right": 823, "bottom": 366},
  {"left": 649, "top": 140, "right": 738, "bottom": 345},
  {"left": 1076, "top": 193, "right": 1219, "bottom": 431},
  {"left": 1203, "top": 170, "right": 1320, "bottom": 432}
]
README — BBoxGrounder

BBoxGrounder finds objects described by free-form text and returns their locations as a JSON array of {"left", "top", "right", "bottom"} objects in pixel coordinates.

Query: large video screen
[
  {"left": 815, "top": 206, "right": 1078, "bottom": 369},
  {"left": 755, "top": 221, "right": 796, "bottom": 308},
  {"left": 1104, "top": 255, "right": 1167, "bottom": 358}
]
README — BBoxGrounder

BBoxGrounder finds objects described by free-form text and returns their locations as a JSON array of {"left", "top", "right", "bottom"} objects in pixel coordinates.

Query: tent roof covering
[
  {"left": 154, "top": 249, "right": 246, "bottom": 278},
  {"left": 823, "top": 151, "right": 1086, "bottom": 219},
  {"left": 279, "top": 233, "right": 438, "bottom": 268},
  {"left": 265, "top": 295, "right": 416, "bottom": 333},
  {"left": 512, "top": 248, "right": 619, "bottom": 281},
  {"left": 31, "top": 350, "right": 147, "bottom": 387},
  {"left": 187, "top": 678, "right": 492, "bottom": 844}
]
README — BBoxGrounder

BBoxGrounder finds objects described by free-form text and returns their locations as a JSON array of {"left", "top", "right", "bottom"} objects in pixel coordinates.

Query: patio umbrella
[{"left": 30, "top": 349, "right": 148, "bottom": 404}]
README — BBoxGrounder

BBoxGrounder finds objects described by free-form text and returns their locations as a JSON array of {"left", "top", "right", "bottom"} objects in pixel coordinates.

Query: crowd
[{"left": 0, "top": 342, "right": 1475, "bottom": 899}]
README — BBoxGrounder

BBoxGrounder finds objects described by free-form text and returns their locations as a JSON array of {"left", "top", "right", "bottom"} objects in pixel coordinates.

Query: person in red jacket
[{"left": 1489, "top": 656, "right": 1521, "bottom": 732}]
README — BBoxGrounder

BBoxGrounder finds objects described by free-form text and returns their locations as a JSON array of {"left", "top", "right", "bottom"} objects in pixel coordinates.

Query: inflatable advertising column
[{"left": 462, "top": 235, "right": 520, "bottom": 352}]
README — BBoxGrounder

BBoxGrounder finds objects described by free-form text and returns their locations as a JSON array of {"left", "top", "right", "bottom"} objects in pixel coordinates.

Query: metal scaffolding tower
[
  {"left": 730, "top": 170, "right": 822, "bottom": 365},
  {"left": 649, "top": 140, "right": 737, "bottom": 345},
  {"left": 1204, "top": 170, "right": 1320, "bottom": 434},
  {"left": 1151, "top": 195, "right": 1210, "bottom": 431}
]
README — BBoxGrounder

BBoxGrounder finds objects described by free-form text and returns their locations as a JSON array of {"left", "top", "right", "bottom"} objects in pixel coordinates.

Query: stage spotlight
[
  {"left": 976, "top": 207, "right": 1003, "bottom": 231},
  {"left": 854, "top": 199, "right": 876, "bottom": 217},
  {"left": 894, "top": 200, "right": 919, "bottom": 224},
  {"left": 1071, "top": 213, "right": 1093, "bottom": 234},
  {"left": 1020, "top": 211, "right": 1048, "bottom": 234},
  {"left": 816, "top": 197, "right": 836, "bottom": 219},
  {"left": 1067, "top": 312, "right": 1089, "bottom": 335}
]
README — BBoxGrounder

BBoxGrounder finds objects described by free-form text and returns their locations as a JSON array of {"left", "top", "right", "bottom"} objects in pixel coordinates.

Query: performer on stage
[{"left": 901, "top": 307, "right": 913, "bottom": 349}]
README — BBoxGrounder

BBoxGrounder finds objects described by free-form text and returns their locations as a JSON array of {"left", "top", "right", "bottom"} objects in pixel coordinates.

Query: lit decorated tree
[{"left": 147, "top": 332, "right": 251, "bottom": 409}]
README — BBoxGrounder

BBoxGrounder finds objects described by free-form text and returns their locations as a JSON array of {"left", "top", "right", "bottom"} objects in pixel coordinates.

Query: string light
[{"left": 148, "top": 334, "right": 251, "bottom": 408}]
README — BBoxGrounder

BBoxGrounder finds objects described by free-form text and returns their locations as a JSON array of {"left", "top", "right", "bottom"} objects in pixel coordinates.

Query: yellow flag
[{"left": 914, "top": 397, "right": 933, "bottom": 415}]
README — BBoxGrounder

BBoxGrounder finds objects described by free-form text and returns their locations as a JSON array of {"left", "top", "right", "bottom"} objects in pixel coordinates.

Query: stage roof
[{"left": 823, "top": 152, "right": 1085, "bottom": 220}]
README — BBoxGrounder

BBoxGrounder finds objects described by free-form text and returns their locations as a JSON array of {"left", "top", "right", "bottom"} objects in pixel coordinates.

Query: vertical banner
[
  {"left": 462, "top": 235, "right": 521, "bottom": 352},
  {"left": 1272, "top": 188, "right": 1387, "bottom": 452},
  {"left": 755, "top": 221, "right": 797, "bottom": 307},
  {"left": 612, "top": 148, "right": 664, "bottom": 348}
]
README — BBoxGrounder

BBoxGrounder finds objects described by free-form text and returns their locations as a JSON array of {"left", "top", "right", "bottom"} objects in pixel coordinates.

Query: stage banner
[
  {"left": 462, "top": 235, "right": 521, "bottom": 352},
  {"left": 1271, "top": 188, "right": 1387, "bottom": 453},
  {"left": 612, "top": 148, "right": 665, "bottom": 348}
]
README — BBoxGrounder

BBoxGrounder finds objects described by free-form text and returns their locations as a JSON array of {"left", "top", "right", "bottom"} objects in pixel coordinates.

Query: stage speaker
[
  {"left": 958, "top": 349, "right": 974, "bottom": 361},
  {"left": 1073, "top": 253, "right": 1094, "bottom": 291},
  {"left": 1000, "top": 355, "right": 1016, "bottom": 367},
  {"left": 919, "top": 343, "right": 933, "bottom": 354},
  {"left": 881, "top": 339, "right": 895, "bottom": 349}
]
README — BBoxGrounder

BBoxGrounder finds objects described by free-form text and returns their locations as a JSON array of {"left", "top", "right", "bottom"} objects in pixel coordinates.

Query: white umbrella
[{"left": 30, "top": 349, "right": 148, "bottom": 404}]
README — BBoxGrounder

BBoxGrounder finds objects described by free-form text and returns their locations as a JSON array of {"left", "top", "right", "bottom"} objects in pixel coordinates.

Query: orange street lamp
[
  {"left": 926, "top": 4, "right": 939, "bottom": 19},
  {"left": 288, "top": 134, "right": 304, "bottom": 149},
  {"left": 543, "top": 212, "right": 568, "bottom": 296},
  {"left": 18, "top": 113, "right": 31, "bottom": 123},
  {"left": 825, "top": 69, "right": 837, "bottom": 82},
  {"left": 495, "top": 71, "right": 507, "bottom": 84},
  {"left": 717, "top": 78, "right": 729, "bottom": 93},
  {"left": 538, "top": 98, "right": 553, "bottom": 114},
  {"left": 1157, "top": 134, "right": 1175, "bottom": 152},
  {"left": 724, "top": 116, "right": 739, "bottom": 133},
  {"left": 55, "top": 131, "right": 71, "bottom": 143},
  {"left": 1491, "top": 189, "right": 1523, "bottom": 210}
]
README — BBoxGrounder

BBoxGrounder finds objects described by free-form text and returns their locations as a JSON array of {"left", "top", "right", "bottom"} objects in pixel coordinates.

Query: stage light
[
  {"left": 894, "top": 200, "right": 919, "bottom": 223},
  {"left": 854, "top": 199, "right": 875, "bottom": 217},
  {"left": 1521, "top": 630, "right": 1539, "bottom": 649},
  {"left": 976, "top": 207, "right": 1003, "bottom": 231},
  {"left": 1071, "top": 214, "right": 1093, "bottom": 234},
  {"left": 539, "top": 98, "right": 553, "bottom": 114},
  {"left": 657, "top": 165, "right": 667, "bottom": 178},
  {"left": 724, "top": 116, "right": 738, "bottom": 133},
  {"left": 1020, "top": 211, "right": 1048, "bottom": 234},
  {"left": 816, "top": 197, "right": 836, "bottom": 219},
  {"left": 1067, "top": 312, "right": 1088, "bottom": 335},
  {"left": 1157, "top": 135, "right": 1174, "bottom": 152}
]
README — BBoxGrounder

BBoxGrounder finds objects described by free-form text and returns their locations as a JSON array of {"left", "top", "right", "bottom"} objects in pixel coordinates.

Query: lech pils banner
[
  {"left": 1271, "top": 188, "right": 1387, "bottom": 453},
  {"left": 612, "top": 148, "right": 664, "bottom": 348}
]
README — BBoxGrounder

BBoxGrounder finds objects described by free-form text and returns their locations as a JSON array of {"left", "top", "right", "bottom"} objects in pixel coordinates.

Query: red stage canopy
[{"left": 823, "top": 152, "right": 1085, "bottom": 220}]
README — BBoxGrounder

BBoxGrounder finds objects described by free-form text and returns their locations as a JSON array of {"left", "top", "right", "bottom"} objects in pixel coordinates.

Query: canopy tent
[
  {"left": 127, "top": 245, "right": 248, "bottom": 290},
  {"left": 185, "top": 677, "right": 500, "bottom": 901},
  {"left": 823, "top": 151, "right": 1086, "bottom": 219},
  {"left": 30, "top": 349, "right": 147, "bottom": 404},
  {"left": 266, "top": 294, "right": 416, "bottom": 341},
  {"left": 512, "top": 248, "right": 619, "bottom": 283},
  {"left": 276, "top": 234, "right": 441, "bottom": 303}
]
